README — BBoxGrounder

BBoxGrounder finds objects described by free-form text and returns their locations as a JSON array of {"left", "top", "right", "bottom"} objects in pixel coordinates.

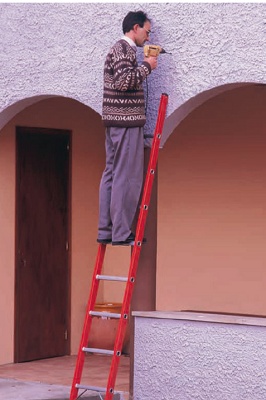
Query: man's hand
[{"left": 144, "top": 56, "right": 158, "bottom": 70}]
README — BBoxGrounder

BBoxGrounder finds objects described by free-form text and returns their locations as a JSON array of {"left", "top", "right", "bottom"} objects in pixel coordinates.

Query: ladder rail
[
  {"left": 105, "top": 93, "right": 169, "bottom": 398},
  {"left": 135, "top": 93, "right": 168, "bottom": 245}
]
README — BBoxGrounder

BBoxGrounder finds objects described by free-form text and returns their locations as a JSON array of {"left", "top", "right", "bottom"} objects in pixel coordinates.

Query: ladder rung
[
  {"left": 89, "top": 311, "right": 121, "bottom": 319},
  {"left": 76, "top": 384, "right": 106, "bottom": 392},
  {"left": 83, "top": 347, "right": 114, "bottom": 355},
  {"left": 96, "top": 274, "right": 128, "bottom": 282}
]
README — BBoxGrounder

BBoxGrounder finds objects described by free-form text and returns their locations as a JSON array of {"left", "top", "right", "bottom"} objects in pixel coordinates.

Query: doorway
[{"left": 15, "top": 127, "right": 71, "bottom": 362}]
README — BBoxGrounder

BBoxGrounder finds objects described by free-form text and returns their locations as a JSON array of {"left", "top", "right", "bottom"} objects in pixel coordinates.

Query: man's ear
[{"left": 133, "top": 24, "right": 139, "bottom": 33}]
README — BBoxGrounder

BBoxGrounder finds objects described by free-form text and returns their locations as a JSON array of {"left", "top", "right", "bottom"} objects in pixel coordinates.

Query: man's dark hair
[{"left": 122, "top": 11, "right": 150, "bottom": 34}]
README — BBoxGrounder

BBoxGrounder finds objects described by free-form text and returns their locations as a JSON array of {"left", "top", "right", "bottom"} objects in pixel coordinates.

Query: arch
[
  {"left": 0, "top": 95, "right": 101, "bottom": 133},
  {"left": 157, "top": 83, "right": 266, "bottom": 314},
  {"left": 161, "top": 82, "right": 262, "bottom": 147},
  {"left": 0, "top": 94, "right": 107, "bottom": 363}
]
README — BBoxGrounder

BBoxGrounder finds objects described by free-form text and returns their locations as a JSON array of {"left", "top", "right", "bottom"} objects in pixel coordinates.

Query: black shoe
[
  {"left": 97, "top": 238, "right": 112, "bottom": 245},
  {"left": 112, "top": 233, "right": 146, "bottom": 246}
]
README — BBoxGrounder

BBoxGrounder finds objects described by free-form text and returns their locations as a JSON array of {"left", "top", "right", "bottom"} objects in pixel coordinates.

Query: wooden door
[{"left": 15, "top": 127, "right": 70, "bottom": 362}]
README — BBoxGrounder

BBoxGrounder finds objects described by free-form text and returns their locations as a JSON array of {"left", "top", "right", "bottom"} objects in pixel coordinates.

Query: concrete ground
[
  {"left": 0, "top": 355, "right": 129, "bottom": 400},
  {"left": 0, "top": 377, "right": 122, "bottom": 400}
]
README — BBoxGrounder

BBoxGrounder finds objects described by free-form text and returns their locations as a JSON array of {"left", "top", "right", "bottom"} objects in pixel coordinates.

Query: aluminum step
[
  {"left": 89, "top": 311, "right": 121, "bottom": 319},
  {"left": 75, "top": 384, "right": 121, "bottom": 399},
  {"left": 96, "top": 274, "right": 128, "bottom": 282},
  {"left": 82, "top": 347, "right": 114, "bottom": 355},
  {"left": 76, "top": 384, "right": 106, "bottom": 392}
]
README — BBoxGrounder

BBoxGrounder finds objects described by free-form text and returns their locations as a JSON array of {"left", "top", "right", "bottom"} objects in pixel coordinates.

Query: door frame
[{"left": 14, "top": 126, "right": 72, "bottom": 362}]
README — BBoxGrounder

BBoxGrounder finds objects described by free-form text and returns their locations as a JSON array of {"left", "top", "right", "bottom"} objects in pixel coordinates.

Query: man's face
[{"left": 134, "top": 21, "right": 151, "bottom": 47}]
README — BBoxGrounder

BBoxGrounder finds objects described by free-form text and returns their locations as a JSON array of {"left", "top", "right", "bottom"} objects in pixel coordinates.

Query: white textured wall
[
  {"left": 0, "top": 3, "right": 265, "bottom": 141},
  {"left": 134, "top": 313, "right": 266, "bottom": 400}
]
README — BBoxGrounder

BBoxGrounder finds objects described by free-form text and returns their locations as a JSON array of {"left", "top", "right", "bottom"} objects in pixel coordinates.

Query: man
[{"left": 97, "top": 10, "right": 157, "bottom": 246}]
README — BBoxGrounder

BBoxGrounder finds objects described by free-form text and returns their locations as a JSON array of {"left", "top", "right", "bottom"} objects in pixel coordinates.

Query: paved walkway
[
  {"left": 0, "top": 355, "right": 129, "bottom": 400},
  {"left": 0, "top": 377, "right": 122, "bottom": 400}
]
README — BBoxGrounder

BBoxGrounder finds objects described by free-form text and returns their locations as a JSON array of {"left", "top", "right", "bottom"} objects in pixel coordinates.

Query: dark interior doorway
[{"left": 15, "top": 127, "right": 71, "bottom": 362}]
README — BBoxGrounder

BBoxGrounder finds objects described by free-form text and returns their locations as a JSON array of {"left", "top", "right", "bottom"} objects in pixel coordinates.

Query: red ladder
[{"left": 70, "top": 93, "right": 168, "bottom": 400}]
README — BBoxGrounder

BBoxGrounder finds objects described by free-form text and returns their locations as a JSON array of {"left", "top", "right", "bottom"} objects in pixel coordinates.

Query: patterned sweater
[{"left": 102, "top": 39, "right": 151, "bottom": 127}]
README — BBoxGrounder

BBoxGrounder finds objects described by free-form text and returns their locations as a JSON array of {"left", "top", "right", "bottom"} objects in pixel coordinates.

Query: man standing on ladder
[{"left": 97, "top": 10, "right": 158, "bottom": 246}]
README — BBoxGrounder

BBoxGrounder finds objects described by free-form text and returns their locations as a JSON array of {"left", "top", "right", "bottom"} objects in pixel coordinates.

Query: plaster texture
[
  {"left": 0, "top": 3, "right": 265, "bottom": 144},
  {"left": 133, "top": 312, "right": 266, "bottom": 400}
]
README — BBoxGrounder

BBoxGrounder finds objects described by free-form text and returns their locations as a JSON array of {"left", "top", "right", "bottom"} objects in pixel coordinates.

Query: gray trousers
[{"left": 98, "top": 126, "right": 144, "bottom": 242}]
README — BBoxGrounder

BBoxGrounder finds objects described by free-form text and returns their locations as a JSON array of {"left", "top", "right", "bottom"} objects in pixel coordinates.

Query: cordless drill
[{"left": 143, "top": 44, "right": 171, "bottom": 57}]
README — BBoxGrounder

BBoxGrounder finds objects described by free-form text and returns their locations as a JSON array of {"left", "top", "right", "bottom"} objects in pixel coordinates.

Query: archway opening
[{"left": 157, "top": 83, "right": 266, "bottom": 315}]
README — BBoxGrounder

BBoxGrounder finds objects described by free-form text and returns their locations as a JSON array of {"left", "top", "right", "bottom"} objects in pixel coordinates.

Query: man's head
[{"left": 122, "top": 11, "right": 152, "bottom": 47}]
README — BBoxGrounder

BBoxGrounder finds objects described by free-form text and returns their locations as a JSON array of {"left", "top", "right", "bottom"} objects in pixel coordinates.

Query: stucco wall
[
  {"left": 133, "top": 312, "right": 266, "bottom": 400},
  {"left": 0, "top": 2, "right": 266, "bottom": 364},
  {"left": 0, "top": 3, "right": 265, "bottom": 139}
]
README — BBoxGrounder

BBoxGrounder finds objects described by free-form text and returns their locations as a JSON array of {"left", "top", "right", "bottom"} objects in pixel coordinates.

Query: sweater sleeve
[{"left": 111, "top": 43, "right": 151, "bottom": 91}]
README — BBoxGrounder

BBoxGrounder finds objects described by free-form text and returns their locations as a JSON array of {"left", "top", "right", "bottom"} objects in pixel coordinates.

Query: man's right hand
[{"left": 144, "top": 56, "right": 158, "bottom": 70}]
